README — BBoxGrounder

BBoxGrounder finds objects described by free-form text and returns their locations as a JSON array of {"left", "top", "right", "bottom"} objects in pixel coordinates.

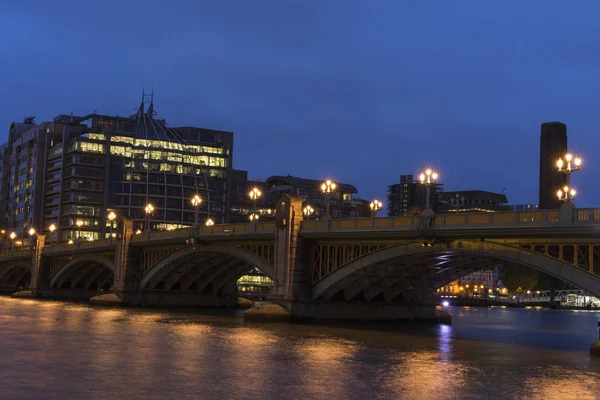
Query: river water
[{"left": 1, "top": 298, "right": 599, "bottom": 400}]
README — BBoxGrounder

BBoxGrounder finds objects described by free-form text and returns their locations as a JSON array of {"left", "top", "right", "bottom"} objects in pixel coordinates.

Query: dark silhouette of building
[
  {"left": 229, "top": 174, "right": 371, "bottom": 222},
  {"left": 387, "top": 174, "right": 443, "bottom": 216},
  {"left": 438, "top": 190, "right": 508, "bottom": 213},
  {"left": 539, "top": 122, "right": 567, "bottom": 209}
]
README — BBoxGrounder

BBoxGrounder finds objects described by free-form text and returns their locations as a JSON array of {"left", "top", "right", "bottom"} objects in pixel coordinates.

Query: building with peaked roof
[{"left": 0, "top": 94, "right": 239, "bottom": 243}]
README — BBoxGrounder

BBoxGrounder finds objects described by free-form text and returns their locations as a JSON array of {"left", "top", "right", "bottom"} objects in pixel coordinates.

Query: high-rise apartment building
[
  {"left": 539, "top": 122, "right": 567, "bottom": 210},
  {"left": 0, "top": 98, "right": 236, "bottom": 243},
  {"left": 387, "top": 174, "right": 443, "bottom": 216}
]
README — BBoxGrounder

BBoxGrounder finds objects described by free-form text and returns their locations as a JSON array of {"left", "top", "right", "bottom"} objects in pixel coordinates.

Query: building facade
[
  {"left": 387, "top": 174, "right": 443, "bottom": 216},
  {"left": 0, "top": 99, "right": 236, "bottom": 243},
  {"left": 437, "top": 190, "right": 508, "bottom": 213},
  {"left": 229, "top": 174, "right": 371, "bottom": 222}
]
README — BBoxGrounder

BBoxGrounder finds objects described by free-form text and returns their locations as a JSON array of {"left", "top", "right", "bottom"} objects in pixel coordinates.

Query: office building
[
  {"left": 0, "top": 97, "right": 236, "bottom": 243},
  {"left": 539, "top": 122, "right": 567, "bottom": 209},
  {"left": 387, "top": 174, "right": 443, "bottom": 216}
]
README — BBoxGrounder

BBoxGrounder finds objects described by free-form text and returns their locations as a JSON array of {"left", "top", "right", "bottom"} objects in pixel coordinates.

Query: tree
[{"left": 501, "top": 263, "right": 539, "bottom": 292}]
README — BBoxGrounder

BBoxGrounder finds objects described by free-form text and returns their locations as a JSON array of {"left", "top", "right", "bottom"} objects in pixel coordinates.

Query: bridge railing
[
  {"left": 44, "top": 238, "right": 115, "bottom": 254},
  {"left": 131, "top": 221, "right": 277, "bottom": 242},
  {"left": 300, "top": 208, "right": 600, "bottom": 232},
  {"left": 0, "top": 248, "right": 31, "bottom": 259}
]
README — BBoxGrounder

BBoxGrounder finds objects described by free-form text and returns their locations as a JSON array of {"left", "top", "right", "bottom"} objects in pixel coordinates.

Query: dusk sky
[{"left": 1, "top": 1, "right": 599, "bottom": 206}]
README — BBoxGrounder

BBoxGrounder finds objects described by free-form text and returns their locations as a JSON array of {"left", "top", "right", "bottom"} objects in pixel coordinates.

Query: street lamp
[
  {"left": 205, "top": 218, "right": 214, "bottom": 227},
  {"left": 450, "top": 193, "right": 465, "bottom": 214},
  {"left": 48, "top": 224, "right": 56, "bottom": 248},
  {"left": 249, "top": 213, "right": 260, "bottom": 222},
  {"left": 75, "top": 219, "right": 84, "bottom": 241},
  {"left": 419, "top": 168, "right": 439, "bottom": 211},
  {"left": 9, "top": 232, "right": 16, "bottom": 251},
  {"left": 557, "top": 153, "right": 582, "bottom": 174},
  {"left": 28, "top": 228, "right": 35, "bottom": 237},
  {"left": 145, "top": 203, "right": 154, "bottom": 234},
  {"left": 321, "top": 179, "right": 337, "bottom": 218},
  {"left": 557, "top": 153, "right": 582, "bottom": 205},
  {"left": 107, "top": 211, "right": 116, "bottom": 240},
  {"left": 303, "top": 205, "right": 315, "bottom": 220},
  {"left": 557, "top": 186, "right": 577, "bottom": 202},
  {"left": 191, "top": 194, "right": 202, "bottom": 228},
  {"left": 249, "top": 187, "right": 262, "bottom": 220},
  {"left": 369, "top": 199, "right": 383, "bottom": 218}
]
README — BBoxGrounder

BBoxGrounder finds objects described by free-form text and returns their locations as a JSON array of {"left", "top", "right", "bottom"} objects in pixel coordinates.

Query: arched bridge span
[
  {"left": 313, "top": 240, "right": 600, "bottom": 302},
  {"left": 139, "top": 243, "right": 274, "bottom": 293},
  {"left": 49, "top": 254, "right": 115, "bottom": 291}
]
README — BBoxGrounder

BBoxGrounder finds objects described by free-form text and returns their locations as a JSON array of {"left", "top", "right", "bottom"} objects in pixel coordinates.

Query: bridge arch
[
  {"left": 139, "top": 243, "right": 274, "bottom": 291},
  {"left": 49, "top": 254, "right": 116, "bottom": 290},
  {"left": 0, "top": 262, "right": 32, "bottom": 289},
  {"left": 312, "top": 240, "right": 600, "bottom": 301}
]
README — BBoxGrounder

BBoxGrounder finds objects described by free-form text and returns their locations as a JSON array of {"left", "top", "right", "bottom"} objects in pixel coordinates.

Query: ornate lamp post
[
  {"left": 249, "top": 187, "right": 262, "bottom": 222},
  {"left": 557, "top": 153, "right": 581, "bottom": 205},
  {"left": 76, "top": 220, "right": 83, "bottom": 241},
  {"left": 28, "top": 228, "right": 36, "bottom": 252},
  {"left": 419, "top": 168, "right": 439, "bottom": 211},
  {"left": 191, "top": 194, "right": 202, "bottom": 228},
  {"left": 450, "top": 193, "right": 465, "bottom": 214},
  {"left": 321, "top": 179, "right": 337, "bottom": 218},
  {"left": 9, "top": 232, "right": 16, "bottom": 251},
  {"left": 557, "top": 186, "right": 577, "bottom": 203},
  {"left": 48, "top": 224, "right": 56, "bottom": 248},
  {"left": 303, "top": 205, "right": 315, "bottom": 220},
  {"left": 144, "top": 203, "right": 154, "bottom": 237},
  {"left": 370, "top": 199, "right": 382, "bottom": 218},
  {"left": 107, "top": 211, "right": 116, "bottom": 240}
]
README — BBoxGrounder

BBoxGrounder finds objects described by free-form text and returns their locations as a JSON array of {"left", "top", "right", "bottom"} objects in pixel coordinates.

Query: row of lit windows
[
  {"left": 109, "top": 136, "right": 224, "bottom": 154},
  {"left": 110, "top": 145, "right": 226, "bottom": 167}
]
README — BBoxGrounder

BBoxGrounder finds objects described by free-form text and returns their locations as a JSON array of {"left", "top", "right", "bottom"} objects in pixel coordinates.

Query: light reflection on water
[{"left": 1, "top": 298, "right": 600, "bottom": 400}]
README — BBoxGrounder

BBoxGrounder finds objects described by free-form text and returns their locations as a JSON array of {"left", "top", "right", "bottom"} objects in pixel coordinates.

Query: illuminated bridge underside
[
  {"left": 139, "top": 244, "right": 275, "bottom": 293},
  {"left": 49, "top": 255, "right": 115, "bottom": 292},
  {"left": 0, "top": 263, "right": 31, "bottom": 290},
  {"left": 312, "top": 240, "right": 600, "bottom": 302}
]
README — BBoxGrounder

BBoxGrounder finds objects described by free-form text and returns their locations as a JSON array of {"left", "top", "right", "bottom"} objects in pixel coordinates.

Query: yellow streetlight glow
[
  {"left": 49, "top": 224, "right": 56, "bottom": 233},
  {"left": 0, "top": 229, "right": 5, "bottom": 235},
  {"left": 419, "top": 168, "right": 439, "bottom": 184},
  {"left": 144, "top": 204, "right": 154, "bottom": 214},
  {"left": 108, "top": 211, "right": 116, "bottom": 221},
  {"left": 28, "top": 228, "right": 35, "bottom": 236},
  {"left": 68, "top": 239, "right": 74, "bottom": 244},
  {"left": 9, "top": 232, "right": 16, "bottom": 240},
  {"left": 205, "top": 218, "right": 214, "bottom": 226},
  {"left": 249, "top": 187, "right": 262, "bottom": 201},
  {"left": 135, "top": 229, "right": 142, "bottom": 234},
  {"left": 303, "top": 205, "right": 314, "bottom": 216},
  {"left": 249, "top": 213, "right": 259, "bottom": 222},
  {"left": 76, "top": 220, "right": 83, "bottom": 228},
  {"left": 191, "top": 194, "right": 202, "bottom": 207},
  {"left": 320, "top": 179, "right": 337, "bottom": 194},
  {"left": 370, "top": 199, "right": 383, "bottom": 212}
]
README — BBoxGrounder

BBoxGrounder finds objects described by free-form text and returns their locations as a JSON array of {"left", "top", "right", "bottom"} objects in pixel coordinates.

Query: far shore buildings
[
  {"left": 0, "top": 98, "right": 235, "bottom": 243},
  {"left": 229, "top": 173, "right": 371, "bottom": 223}
]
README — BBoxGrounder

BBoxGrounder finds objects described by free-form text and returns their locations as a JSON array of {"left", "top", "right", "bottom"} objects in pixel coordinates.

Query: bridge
[{"left": 2, "top": 196, "right": 600, "bottom": 321}]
